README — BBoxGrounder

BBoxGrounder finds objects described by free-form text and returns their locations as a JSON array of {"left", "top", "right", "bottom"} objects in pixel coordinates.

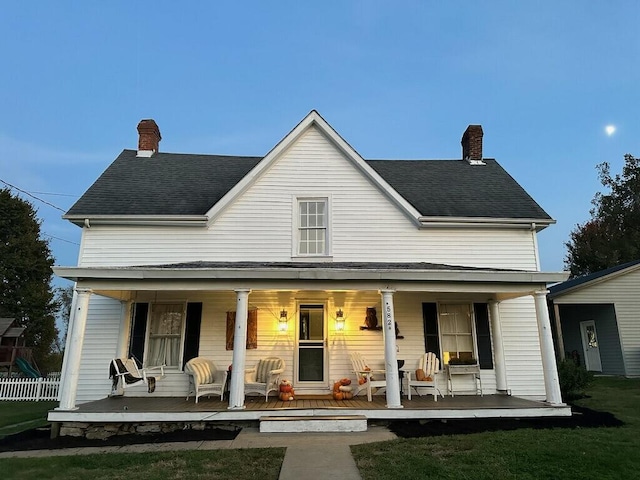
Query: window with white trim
[
  {"left": 129, "top": 302, "right": 203, "bottom": 369},
  {"left": 298, "top": 199, "right": 328, "bottom": 256},
  {"left": 439, "top": 303, "right": 475, "bottom": 364}
]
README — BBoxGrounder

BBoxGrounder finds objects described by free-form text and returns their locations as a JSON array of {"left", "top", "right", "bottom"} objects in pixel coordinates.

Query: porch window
[
  {"left": 129, "top": 302, "right": 202, "bottom": 370},
  {"left": 439, "top": 303, "right": 475, "bottom": 364},
  {"left": 297, "top": 199, "right": 328, "bottom": 256},
  {"left": 148, "top": 303, "right": 184, "bottom": 367},
  {"left": 422, "top": 302, "right": 493, "bottom": 369}
]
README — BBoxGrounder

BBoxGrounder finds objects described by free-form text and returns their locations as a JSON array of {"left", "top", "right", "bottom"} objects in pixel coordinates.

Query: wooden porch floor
[{"left": 49, "top": 393, "right": 571, "bottom": 423}]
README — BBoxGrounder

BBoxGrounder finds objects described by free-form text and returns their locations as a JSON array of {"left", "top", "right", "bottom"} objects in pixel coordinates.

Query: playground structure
[{"left": 0, "top": 317, "right": 40, "bottom": 378}]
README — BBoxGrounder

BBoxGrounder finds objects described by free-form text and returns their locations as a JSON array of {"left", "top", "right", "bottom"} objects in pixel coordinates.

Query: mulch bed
[
  {"left": 388, "top": 404, "right": 624, "bottom": 438},
  {"left": 0, "top": 426, "right": 240, "bottom": 452}
]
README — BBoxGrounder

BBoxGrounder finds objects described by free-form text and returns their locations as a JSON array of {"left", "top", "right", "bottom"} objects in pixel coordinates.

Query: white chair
[
  {"left": 350, "top": 352, "right": 387, "bottom": 402},
  {"left": 405, "top": 352, "right": 443, "bottom": 401},
  {"left": 185, "top": 357, "right": 228, "bottom": 403},
  {"left": 109, "top": 358, "right": 165, "bottom": 394},
  {"left": 244, "top": 357, "right": 285, "bottom": 401}
]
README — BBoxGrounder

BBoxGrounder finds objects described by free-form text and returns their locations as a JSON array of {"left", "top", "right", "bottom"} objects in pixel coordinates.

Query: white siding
[
  {"left": 500, "top": 297, "right": 546, "bottom": 399},
  {"left": 76, "top": 295, "right": 123, "bottom": 403},
  {"left": 554, "top": 268, "right": 640, "bottom": 377},
  {"left": 77, "top": 126, "right": 538, "bottom": 271}
]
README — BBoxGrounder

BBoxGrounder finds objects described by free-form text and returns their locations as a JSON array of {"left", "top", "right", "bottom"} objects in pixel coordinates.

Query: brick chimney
[
  {"left": 137, "top": 119, "right": 161, "bottom": 157},
  {"left": 461, "top": 125, "right": 484, "bottom": 165}
]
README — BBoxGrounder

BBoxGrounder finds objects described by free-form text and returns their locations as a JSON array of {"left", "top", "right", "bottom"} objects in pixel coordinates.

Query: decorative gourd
[{"left": 340, "top": 378, "right": 352, "bottom": 386}]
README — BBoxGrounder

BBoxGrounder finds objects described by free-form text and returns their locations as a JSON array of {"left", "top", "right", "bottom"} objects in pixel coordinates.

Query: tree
[
  {"left": 54, "top": 284, "right": 74, "bottom": 351},
  {"left": 565, "top": 154, "right": 640, "bottom": 277},
  {"left": 0, "top": 188, "right": 59, "bottom": 372}
]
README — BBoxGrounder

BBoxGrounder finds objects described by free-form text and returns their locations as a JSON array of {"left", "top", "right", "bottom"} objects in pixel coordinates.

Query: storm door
[
  {"left": 580, "top": 320, "right": 602, "bottom": 372},
  {"left": 296, "top": 304, "right": 327, "bottom": 387}
]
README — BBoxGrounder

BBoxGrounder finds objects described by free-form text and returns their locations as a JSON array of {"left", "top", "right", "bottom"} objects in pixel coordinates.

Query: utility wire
[
  {"left": 1, "top": 178, "right": 80, "bottom": 246},
  {"left": 0, "top": 178, "right": 67, "bottom": 212},
  {"left": 44, "top": 234, "right": 80, "bottom": 246}
]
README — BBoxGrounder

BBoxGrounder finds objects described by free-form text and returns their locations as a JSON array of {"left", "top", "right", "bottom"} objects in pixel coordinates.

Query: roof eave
[
  {"left": 418, "top": 217, "right": 555, "bottom": 231},
  {"left": 53, "top": 265, "right": 569, "bottom": 284},
  {"left": 62, "top": 215, "right": 210, "bottom": 227}
]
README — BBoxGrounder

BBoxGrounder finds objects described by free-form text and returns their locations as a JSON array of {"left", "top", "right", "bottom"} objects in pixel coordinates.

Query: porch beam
[
  {"left": 489, "top": 301, "right": 508, "bottom": 392},
  {"left": 228, "top": 289, "right": 251, "bottom": 410},
  {"left": 380, "top": 290, "right": 403, "bottom": 409},
  {"left": 57, "top": 288, "right": 92, "bottom": 411},
  {"left": 533, "top": 290, "right": 563, "bottom": 405}
]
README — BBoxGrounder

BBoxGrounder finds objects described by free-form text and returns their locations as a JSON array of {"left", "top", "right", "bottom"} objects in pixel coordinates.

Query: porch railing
[{"left": 0, "top": 373, "right": 61, "bottom": 401}]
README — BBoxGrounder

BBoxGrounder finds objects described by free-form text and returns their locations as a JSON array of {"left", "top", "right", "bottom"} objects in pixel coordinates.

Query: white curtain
[{"left": 148, "top": 304, "right": 183, "bottom": 367}]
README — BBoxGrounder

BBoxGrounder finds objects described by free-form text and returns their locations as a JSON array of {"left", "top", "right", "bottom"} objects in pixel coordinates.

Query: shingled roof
[{"left": 65, "top": 150, "right": 551, "bottom": 221}]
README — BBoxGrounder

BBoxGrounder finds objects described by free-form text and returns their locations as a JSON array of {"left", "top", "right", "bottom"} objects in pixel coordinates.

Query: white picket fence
[{"left": 0, "top": 374, "right": 61, "bottom": 401}]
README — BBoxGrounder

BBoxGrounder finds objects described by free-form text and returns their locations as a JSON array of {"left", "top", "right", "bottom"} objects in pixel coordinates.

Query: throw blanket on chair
[{"left": 109, "top": 359, "right": 156, "bottom": 393}]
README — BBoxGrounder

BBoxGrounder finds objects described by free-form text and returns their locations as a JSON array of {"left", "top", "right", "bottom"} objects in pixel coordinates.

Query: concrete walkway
[{"left": 0, "top": 426, "right": 397, "bottom": 479}]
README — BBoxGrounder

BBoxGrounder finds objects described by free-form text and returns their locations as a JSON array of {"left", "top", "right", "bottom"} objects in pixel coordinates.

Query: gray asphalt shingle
[{"left": 65, "top": 149, "right": 551, "bottom": 221}]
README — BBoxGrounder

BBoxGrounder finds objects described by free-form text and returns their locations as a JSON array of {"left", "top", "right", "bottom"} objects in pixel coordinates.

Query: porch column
[
  {"left": 57, "top": 288, "right": 92, "bottom": 411},
  {"left": 489, "top": 301, "right": 508, "bottom": 392},
  {"left": 228, "top": 289, "right": 251, "bottom": 410},
  {"left": 552, "top": 302, "right": 566, "bottom": 361},
  {"left": 533, "top": 290, "right": 563, "bottom": 405},
  {"left": 380, "top": 290, "right": 403, "bottom": 409}
]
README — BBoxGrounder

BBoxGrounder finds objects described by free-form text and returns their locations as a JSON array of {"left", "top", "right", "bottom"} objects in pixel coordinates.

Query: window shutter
[
  {"left": 182, "top": 302, "right": 202, "bottom": 368},
  {"left": 422, "top": 303, "right": 440, "bottom": 362},
  {"left": 129, "top": 303, "right": 148, "bottom": 366},
  {"left": 474, "top": 303, "right": 494, "bottom": 369}
]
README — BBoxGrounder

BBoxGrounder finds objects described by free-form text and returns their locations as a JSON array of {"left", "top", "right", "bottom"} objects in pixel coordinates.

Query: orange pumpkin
[
  {"left": 280, "top": 384, "right": 293, "bottom": 393},
  {"left": 340, "top": 378, "right": 352, "bottom": 386},
  {"left": 333, "top": 392, "right": 344, "bottom": 401},
  {"left": 333, "top": 381, "right": 342, "bottom": 392},
  {"left": 358, "top": 377, "right": 367, "bottom": 385},
  {"left": 343, "top": 392, "right": 353, "bottom": 400}
]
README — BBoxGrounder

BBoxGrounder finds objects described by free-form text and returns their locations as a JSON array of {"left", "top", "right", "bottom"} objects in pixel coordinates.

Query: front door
[
  {"left": 296, "top": 304, "right": 327, "bottom": 388},
  {"left": 580, "top": 320, "right": 602, "bottom": 372}
]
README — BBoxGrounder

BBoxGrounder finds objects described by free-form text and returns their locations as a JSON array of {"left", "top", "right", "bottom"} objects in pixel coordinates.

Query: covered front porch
[{"left": 53, "top": 262, "right": 568, "bottom": 423}]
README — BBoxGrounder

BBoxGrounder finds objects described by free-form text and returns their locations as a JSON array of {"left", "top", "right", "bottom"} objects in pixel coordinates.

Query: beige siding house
[
  {"left": 51, "top": 111, "right": 569, "bottom": 430},
  {"left": 549, "top": 260, "right": 640, "bottom": 377}
]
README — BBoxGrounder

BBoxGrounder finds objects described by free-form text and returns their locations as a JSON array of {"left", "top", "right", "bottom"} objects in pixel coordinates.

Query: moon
[{"left": 605, "top": 125, "right": 616, "bottom": 136}]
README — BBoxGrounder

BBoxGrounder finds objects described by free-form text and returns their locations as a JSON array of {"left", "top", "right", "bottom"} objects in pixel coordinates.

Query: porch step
[{"left": 259, "top": 415, "right": 367, "bottom": 433}]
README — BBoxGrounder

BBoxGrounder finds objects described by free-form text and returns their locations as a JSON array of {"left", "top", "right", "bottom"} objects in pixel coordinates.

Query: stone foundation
[{"left": 58, "top": 421, "right": 239, "bottom": 440}]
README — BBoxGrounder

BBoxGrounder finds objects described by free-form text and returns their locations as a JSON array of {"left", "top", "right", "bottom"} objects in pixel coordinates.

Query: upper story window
[{"left": 298, "top": 198, "right": 328, "bottom": 256}]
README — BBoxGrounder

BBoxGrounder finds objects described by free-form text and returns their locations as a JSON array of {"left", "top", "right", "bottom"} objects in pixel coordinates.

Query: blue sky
[{"left": 1, "top": 2, "right": 638, "bottom": 284}]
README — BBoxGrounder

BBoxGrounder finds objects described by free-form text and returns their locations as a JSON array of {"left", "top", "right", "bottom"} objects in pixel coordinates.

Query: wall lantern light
[
  {"left": 278, "top": 309, "right": 289, "bottom": 332},
  {"left": 335, "top": 308, "right": 345, "bottom": 332}
]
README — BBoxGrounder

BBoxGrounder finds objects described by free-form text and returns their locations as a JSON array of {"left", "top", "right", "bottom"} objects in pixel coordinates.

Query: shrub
[{"left": 558, "top": 358, "right": 594, "bottom": 399}]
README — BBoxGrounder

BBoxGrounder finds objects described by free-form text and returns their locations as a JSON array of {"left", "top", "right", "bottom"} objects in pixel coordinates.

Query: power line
[
  {"left": 0, "top": 178, "right": 67, "bottom": 212},
  {"left": 31, "top": 190, "right": 78, "bottom": 198},
  {"left": 43, "top": 234, "right": 80, "bottom": 246}
]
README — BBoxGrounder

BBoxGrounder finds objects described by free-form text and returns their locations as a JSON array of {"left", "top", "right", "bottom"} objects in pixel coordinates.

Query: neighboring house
[
  {"left": 548, "top": 260, "right": 640, "bottom": 377},
  {"left": 51, "top": 111, "right": 568, "bottom": 425}
]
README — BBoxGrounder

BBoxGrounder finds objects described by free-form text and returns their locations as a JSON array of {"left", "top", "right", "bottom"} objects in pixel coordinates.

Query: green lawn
[
  {"left": 2, "top": 448, "right": 286, "bottom": 480},
  {"left": 0, "top": 401, "right": 57, "bottom": 438},
  {"left": 352, "top": 377, "right": 640, "bottom": 480}
]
